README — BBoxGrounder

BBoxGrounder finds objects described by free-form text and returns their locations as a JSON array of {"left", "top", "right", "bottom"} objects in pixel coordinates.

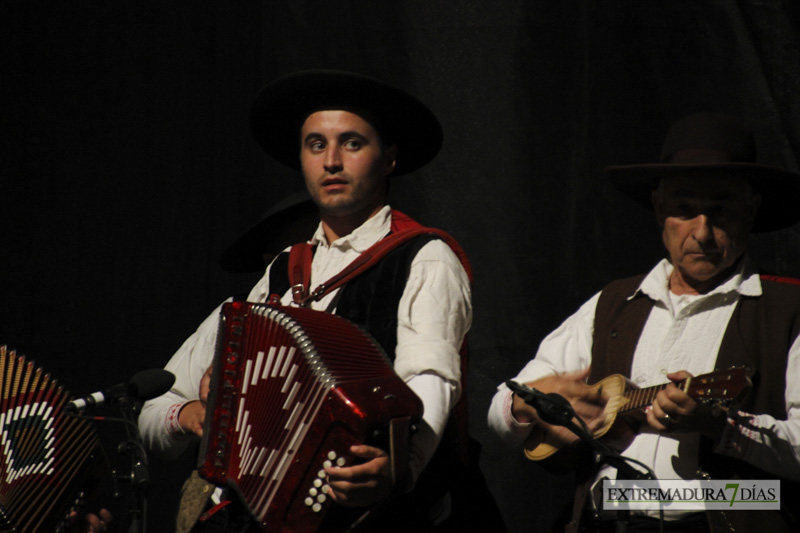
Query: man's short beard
[{"left": 317, "top": 195, "right": 362, "bottom": 216}]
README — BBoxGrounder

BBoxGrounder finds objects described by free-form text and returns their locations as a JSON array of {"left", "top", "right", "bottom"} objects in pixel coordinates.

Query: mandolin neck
[{"left": 618, "top": 378, "right": 688, "bottom": 414}]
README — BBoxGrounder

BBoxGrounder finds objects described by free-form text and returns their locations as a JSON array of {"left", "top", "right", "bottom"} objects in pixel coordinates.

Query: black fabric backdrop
[{"left": 3, "top": 1, "right": 800, "bottom": 531}]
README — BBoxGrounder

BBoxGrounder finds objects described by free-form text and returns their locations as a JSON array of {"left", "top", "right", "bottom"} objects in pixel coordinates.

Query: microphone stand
[
  {"left": 113, "top": 394, "right": 150, "bottom": 533},
  {"left": 66, "top": 369, "right": 172, "bottom": 533},
  {"left": 506, "top": 381, "right": 662, "bottom": 533}
]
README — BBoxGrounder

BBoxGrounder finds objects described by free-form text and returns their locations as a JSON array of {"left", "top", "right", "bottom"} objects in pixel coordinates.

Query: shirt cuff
[
  {"left": 165, "top": 401, "right": 191, "bottom": 436},
  {"left": 502, "top": 388, "right": 534, "bottom": 432},
  {"left": 716, "top": 410, "right": 757, "bottom": 458}
]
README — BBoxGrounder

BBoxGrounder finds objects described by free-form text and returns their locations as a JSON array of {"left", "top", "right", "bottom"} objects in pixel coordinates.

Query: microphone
[
  {"left": 67, "top": 369, "right": 175, "bottom": 413},
  {"left": 505, "top": 380, "right": 576, "bottom": 426}
]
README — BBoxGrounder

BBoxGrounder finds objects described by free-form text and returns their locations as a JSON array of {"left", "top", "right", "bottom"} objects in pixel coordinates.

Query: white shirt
[
  {"left": 488, "top": 258, "right": 800, "bottom": 516},
  {"left": 139, "top": 205, "right": 472, "bottom": 485}
]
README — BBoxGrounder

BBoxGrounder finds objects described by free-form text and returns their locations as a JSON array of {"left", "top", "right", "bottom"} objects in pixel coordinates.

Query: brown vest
[{"left": 587, "top": 273, "right": 800, "bottom": 531}]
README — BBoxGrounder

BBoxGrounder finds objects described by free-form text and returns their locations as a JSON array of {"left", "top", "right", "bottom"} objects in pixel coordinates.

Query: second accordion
[{"left": 199, "top": 301, "right": 423, "bottom": 533}]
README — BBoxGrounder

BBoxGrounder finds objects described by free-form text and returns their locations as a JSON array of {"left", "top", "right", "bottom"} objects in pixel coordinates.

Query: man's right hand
[
  {"left": 199, "top": 365, "right": 213, "bottom": 404},
  {"left": 511, "top": 368, "right": 606, "bottom": 445},
  {"left": 178, "top": 400, "right": 206, "bottom": 437},
  {"left": 178, "top": 365, "right": 214, "bottom": 437}
]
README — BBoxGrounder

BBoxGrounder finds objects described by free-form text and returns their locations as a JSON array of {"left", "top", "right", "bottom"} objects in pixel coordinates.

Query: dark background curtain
[{"left": 3, "top": 1, "right": 800, "bottom": 531}]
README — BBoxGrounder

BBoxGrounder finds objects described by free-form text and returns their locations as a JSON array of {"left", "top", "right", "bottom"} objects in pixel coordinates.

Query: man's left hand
[
  {"left": 647, "top": 370, "right": 727, "bottom": 440},
  {"left": 67, "top": 509, "right": 112, "bottom": 533},
  {"left": 324, "top": 445, "right": 393, "bottom": 507}
]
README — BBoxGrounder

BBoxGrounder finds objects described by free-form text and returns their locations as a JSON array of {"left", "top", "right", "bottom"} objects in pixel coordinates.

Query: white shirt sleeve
[
  {"left": 487, "top": 292, "right": 600, "bottom": 447},
  {"left": 394, "top": 239, "right": 472, "bottom": 485},
  {"left": 138, "top": 301, "right": 229, "bottom": 458},
  {"left": 138, "top": 256, "right": 279, "bottom": 458}
]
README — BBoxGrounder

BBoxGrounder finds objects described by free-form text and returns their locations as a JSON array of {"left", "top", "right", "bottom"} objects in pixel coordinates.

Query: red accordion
[
  {"left": 0, "top": 346, "right": 106, "bottom": 533},
  {"left": 198, "top": 302, "right": 423, "bottom": 533}
]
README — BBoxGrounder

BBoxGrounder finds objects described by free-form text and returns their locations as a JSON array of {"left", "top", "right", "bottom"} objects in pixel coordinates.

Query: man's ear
[{"left": 384, "top": 144, "right": 398, "bottom": 175}]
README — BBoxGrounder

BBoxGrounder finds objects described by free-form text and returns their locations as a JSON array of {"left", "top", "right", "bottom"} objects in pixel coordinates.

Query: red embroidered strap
[
  {"left": 299, "top": 228, "right": 432, "bottom": 305},
  {"left": 761, "top": 274, "right": 800, "bottom": 286},
  {"left": 390, "top": 209, "right": 425, "bottom": 232},
  {"left": 198, "top": 500, "right": 232, "bottom": 522},
  {"left": 286, "top": 209, "right": 473, "bottom": 307},
  {"left": 288, "top": 242, "right": 314, "bottom": 304},
  {"left": 391, "top": 210, "right": 473, "bottom": 282}
]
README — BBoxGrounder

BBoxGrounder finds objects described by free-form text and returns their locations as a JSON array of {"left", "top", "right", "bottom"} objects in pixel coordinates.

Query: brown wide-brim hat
[
  {"left": 605, "top": 112, "right": 800, "bottom": 232},
  {"left": 219, "top": 190, "right": 318, "bottom": 273},
  {"left": 250, "top": 70, "right": 443, "bottom": 177}
]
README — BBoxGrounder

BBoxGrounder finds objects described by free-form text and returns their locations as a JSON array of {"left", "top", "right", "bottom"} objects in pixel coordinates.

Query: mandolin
[{"left": 522, "top": 367, "right": 751, "bottom": 461}]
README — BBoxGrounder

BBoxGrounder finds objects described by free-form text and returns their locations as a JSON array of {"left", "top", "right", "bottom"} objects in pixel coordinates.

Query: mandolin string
[
  {"left": 622, "top": 375, "right": 698, "bottom": 413},
  {"left": 622, "top": 383, "right": 671, "bottom": 412}
]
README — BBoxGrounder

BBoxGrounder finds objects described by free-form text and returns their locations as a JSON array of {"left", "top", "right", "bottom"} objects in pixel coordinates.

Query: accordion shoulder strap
[
  {"left": 288, "top": 242, "right": 314, "bottom": 305},
  {"left": 288, "top": 209, "right": 472, "bottom": 307}
]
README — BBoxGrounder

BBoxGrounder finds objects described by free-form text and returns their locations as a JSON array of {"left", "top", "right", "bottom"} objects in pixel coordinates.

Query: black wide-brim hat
[
  {"left": 219, "top": 190, "right": 318, "bottom": 273},
  {"left": 605, "top": 112, "right": 800, "bottom": 232},
  {"left": 250, "top": 70, "right": 443, "bottom": 177}
]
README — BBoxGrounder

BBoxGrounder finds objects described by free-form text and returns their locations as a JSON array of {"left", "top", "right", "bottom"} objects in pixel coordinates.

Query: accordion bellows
[
  {"left": 0, "top": 345, "right": 106, "bottom": 533},
  {"left": 199, "top": 302, "right": 423, "bottom": 533}
]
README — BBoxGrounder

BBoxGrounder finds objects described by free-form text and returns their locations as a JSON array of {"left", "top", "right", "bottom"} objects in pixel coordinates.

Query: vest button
[{"left": 610, "top": 331, "right": 618, "bottom": 338}]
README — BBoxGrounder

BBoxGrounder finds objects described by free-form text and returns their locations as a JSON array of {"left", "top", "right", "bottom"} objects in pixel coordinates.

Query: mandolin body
[{"left": 523, "top": 374, "right": 631, "bottom": 461}]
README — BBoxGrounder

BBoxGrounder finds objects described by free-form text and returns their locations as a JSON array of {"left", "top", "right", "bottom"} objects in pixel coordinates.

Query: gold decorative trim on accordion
[
  {"left": 0, "top": 346, "right": 106, "bottom": 533},
  {"left": 198, "top": 302, "right": 423, "bottom": 533}
]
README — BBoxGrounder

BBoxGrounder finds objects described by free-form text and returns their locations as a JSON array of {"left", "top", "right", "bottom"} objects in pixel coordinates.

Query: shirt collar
[
  {"left": 309, "top": 204, "right": 392, "bottom": 253},
  {"left": 632, "top": 255, "right": 761, "bottom": 304}
]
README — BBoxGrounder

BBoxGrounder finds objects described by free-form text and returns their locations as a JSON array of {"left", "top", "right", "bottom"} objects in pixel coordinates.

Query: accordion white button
[
  {"left": 312, "top": 503, "right": 322, "bottom": 513},
  {"left": 309, "top": 488, "right": 318, "bottom": 497},
  {"left": 318, "top": 469, "right": 326, "bottom": 478},
  {"left": 317, "top": 493, "right": 327, "bottom": 503},
  {"left": 336, "top": 457, "right": 346, "bottom": 467},
  {"left": 304, "top": 497, "right": 314, "bottom": 507},
  {"left": 323, "top": 460, "right": 333, "bottom": 469},
  {"left": 313, "top": 478, "right": 323, "bottom": 488},
  {"left": 327, "top": 450, "right": 337, "bottom": 460}
]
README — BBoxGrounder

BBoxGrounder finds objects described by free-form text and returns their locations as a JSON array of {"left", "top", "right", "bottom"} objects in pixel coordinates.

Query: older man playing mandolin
[{"left": 488, "top": 112, "right": 800, "bottom": 533}]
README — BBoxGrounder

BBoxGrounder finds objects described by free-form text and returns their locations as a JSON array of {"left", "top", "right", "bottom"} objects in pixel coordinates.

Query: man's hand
[
  {"left": 511, "top": 368, "right": 607, "bottom": 445},
  {"left": 178, "top": 365, "right": 214, "bottom": 437},
  {"left": 67, "top": 508, "right": 112, "bottom": 533},
  {"left": 178, "top": 401, "right": 206, "bottom": 437},
  {"left": 324, "top": 445, "right": 393, "bottom": 508},
  {"left": 647, "top": 370, "right": 727, "bottom": 440},
  {"left": 199, "top": 365, "right": 213, "bottom": 404}
]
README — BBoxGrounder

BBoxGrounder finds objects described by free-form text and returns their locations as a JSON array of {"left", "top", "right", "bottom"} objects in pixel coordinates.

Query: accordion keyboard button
[
  {"left": 327, "top": 450, "right": 337, "bottom": 460},
  {"left": 336, "top": 457, "right": 346, "bottom": 467},
  {"left": 312, "top": 503, "right": 322, "bottom": 513},
  {"left": 323, "top": 460, "right": 333, "bottom": 469},
  {"left": 313, "top": 478, "right": 323, "bottom": 488},
  {"left": 309, "top": 488, "right": 318, "bottom": 497},
  {"left": 304, "top": 497, "right": 314, "bottom": 507}
]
